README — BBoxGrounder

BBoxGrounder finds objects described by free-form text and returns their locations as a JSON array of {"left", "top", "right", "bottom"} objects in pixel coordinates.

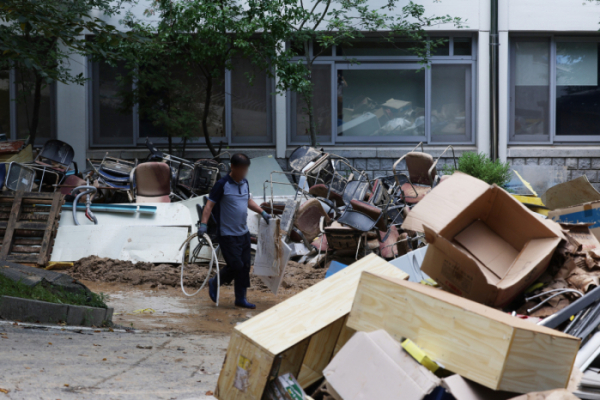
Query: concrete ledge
[
  {"left": 0, "top": 296, "right": 113, "bottom": 327},
  {"left": 508, "top": 146, "right": 600, "bottom": 158}
]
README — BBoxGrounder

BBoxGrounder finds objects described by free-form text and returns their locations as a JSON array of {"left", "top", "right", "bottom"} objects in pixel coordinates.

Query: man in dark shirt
[{"left": 198, "top": 154, "right": 270, "bottom": 309}]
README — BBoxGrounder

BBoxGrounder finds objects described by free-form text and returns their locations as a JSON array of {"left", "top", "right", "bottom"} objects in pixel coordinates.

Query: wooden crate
[
  {"left": 215, "top": 254, "right": 408, "bottom": 400},
  {"left": 347, "top": 272, "right": 581, "bottom": 394},
  {"left": 0, "top": 191, "right": 64, "bottom": 266}
]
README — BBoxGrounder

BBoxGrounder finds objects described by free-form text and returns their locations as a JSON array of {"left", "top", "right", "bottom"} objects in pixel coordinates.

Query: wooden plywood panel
[
  {"left": 499, "top": 329, "right": 579, "bottom": 393},
  {"left": 237, "top": 254, "right": 408, "bottom": 356},
  {"left": 278, "top": 338, "right": 310, "bottom": 378},
  {"left": 347, "top": 272, "right": 579, "bottom": 392},
  {"left": 297, "top": 317, "right": 346, "bottom": 388},
  {"left": 333, "top": 316, "right": 355, "bottom": 358},
  {"left": 215, "top": 330, "right": 275, "bottom": 400}
]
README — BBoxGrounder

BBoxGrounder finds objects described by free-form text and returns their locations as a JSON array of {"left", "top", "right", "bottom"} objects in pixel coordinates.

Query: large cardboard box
[{"left": 402, "top": 173, "right": 563, "bottom": 307}]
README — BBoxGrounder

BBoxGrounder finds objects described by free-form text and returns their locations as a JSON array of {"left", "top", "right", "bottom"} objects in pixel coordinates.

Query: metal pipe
[{"left": 490, "top": 0, "right": 499, "bottom": 160}]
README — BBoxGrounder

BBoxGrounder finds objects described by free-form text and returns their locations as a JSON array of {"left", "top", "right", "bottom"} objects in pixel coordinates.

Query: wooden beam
[
  {"left": 347, "top": 272, "right": 580, "bottom": 393},
  {"left": 0, "top": 190, "right": 24, "bottom": 260}
]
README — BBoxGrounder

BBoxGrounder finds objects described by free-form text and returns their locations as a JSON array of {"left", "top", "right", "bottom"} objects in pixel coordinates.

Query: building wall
[{"left": 53, "top": 0, "right": 600, "bottom": 174}]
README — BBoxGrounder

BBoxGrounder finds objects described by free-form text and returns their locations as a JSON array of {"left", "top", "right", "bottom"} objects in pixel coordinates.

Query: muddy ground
[
  {"left": 67, "top": 256, "right": 345, "bottom": 334},
  {"left": 70, "top": 256, "right": 329, "bottom": 295}
]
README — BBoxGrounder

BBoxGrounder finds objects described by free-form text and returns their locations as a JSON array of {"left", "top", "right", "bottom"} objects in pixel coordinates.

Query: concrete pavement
[{"left": 0, "top": 323, "right": 227, "bottom": 400}]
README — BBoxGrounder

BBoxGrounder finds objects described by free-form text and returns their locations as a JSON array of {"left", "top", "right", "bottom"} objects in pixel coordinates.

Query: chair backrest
[
  {"left": 405, "top": 152, "right": 435, "bottom": 186},
  {"left": 134, "top": 162, "right": 171, "bottom": 201},
  {"left": 35, "top": 140, "right": 75, "bottom": 172}
]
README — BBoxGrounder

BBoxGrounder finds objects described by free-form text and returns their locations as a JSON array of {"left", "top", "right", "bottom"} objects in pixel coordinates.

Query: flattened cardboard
[
  {"left": 550, "top": 201, "right": 600, "bottom": 242},
  {"left": 404, "top": 173, "right": 563, "bottom": 307},
  {"left": 455, "top": 220, "right": 518, "bottom": 279},
  {"left": 560, "top": 223, "right": 600, "bottom": 252},
  {"left": 543, "top": 176, "right": 600, "bottom": 211},
  {"left": 443, "top": 375, "right": 516, "bottom": 400},
  {"left": 323, "top": 330, "right": 439, "bottom": 400}
]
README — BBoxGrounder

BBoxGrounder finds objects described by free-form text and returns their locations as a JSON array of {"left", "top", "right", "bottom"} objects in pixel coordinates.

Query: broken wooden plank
[
  {"left": 37, "top": 193, "right": 62, "bottom": 265},
  {"left": 215, "top": 254, "right": 408, "bottom": 400},
  {"left": 0, "top": 190, "right": 25, "bottom": 260},
  {"left": 347, "top": 272, "right": 581, "bottom": 393}
]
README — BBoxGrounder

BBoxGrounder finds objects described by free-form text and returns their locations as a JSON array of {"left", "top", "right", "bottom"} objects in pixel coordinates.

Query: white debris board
[
  {"left": 50, "top": 225, "right": 189, "bottom": 263},
  {"left": 253, "top": 218, "right": 281, "bottom": 277},
  {"left": 259, "top": 240, "right": 292, "bottom": 295}
]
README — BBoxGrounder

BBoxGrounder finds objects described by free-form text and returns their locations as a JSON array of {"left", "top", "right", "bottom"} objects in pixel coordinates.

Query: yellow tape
[{"left": 402, "top": 339, "right": 439, "bottom": 373}]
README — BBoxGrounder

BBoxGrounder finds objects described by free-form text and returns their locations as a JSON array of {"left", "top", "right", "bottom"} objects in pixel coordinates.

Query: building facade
[{"left": 2, "top": 0, "right": 600, "bottom": 186}]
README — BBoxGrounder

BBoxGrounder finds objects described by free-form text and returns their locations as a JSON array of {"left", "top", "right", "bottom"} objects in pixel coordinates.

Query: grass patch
[{"left": 0, "top": 273, "right": 107, "bottom": 309}]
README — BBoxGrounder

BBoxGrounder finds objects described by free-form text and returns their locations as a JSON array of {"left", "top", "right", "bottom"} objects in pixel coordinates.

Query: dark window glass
[
  {"left": 556, "top": 42, "right": 600, "bottom": 136},
  {"left": 314, "top": 42, "right": 333, "bottom": 56},
  {"left": 0, "top": 69, "right": 10, "bottom": 138},
  {"left": 231, "top": 56, "right": 271, "bottom": 142},
  {"left": 431, "top": 38, "right": 450, "bottom": 56},
  {"left": 454, "top": 38, "right": 472, "bottom": 56},
  {"left": 337, "top": 40, "right": 422, "bottom": 57},
  {"left": 431, "top": 64, "right": 470, "bottom": 139},
  {"left": 512, "top": 41, "right": 550, "bottom": 137},
  {"left": 91, "top": 61, "right": 134, "bottom": 145},
  {"left": 15, "top": 68, "right": 55, "bottom": 144},
  {"left": 295, "top": 64, "right": 331, "bottom": 139}
]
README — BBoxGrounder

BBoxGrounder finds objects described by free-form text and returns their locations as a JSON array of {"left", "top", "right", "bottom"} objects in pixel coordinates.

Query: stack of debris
[{"left": 217, "top": 171, "right": 600, "bottom": 400}]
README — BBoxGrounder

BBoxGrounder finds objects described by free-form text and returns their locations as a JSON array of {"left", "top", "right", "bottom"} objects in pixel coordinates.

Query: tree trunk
[
  {"left": 201, "top": 76, "right": 218, "bottom": 157},
  {"left": 168, "top": 133, "right": 173, "bottom": 155},
  {"left": 305, "top": 91, "right": 317, "bottom": 147},
  {"left": 304, "top": 49, "right": 317, "bottom": 147},
  {"left": 28, "top": 75, "right": 43, "bottom": 146}
]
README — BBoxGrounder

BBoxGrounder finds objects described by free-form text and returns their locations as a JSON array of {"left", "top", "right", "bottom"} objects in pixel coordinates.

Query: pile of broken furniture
[
  {"left": 251, "top": 143, "right": 455, "bottom": 294},
  {"left": 216, "top": 171, "right": 600, "bottom": 400}
]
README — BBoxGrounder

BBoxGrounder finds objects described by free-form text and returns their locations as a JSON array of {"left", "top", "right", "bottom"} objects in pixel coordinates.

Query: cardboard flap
[
  {"left": 499, "top": 237, "right": 562, "bottom": 289},
  {"left": 402, "top": 173, "right": 490, "bottom": 234},
  {"left": 455, "top": 220, "right": 518, "bottom": 279}
]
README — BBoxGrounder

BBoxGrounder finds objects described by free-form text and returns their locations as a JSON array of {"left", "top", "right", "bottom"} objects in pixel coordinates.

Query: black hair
[{"left": 231, "top": 153, "right": 251, "bottom": 167}]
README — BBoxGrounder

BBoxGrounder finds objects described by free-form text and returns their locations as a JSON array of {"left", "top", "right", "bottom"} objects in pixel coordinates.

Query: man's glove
[
  {"left": 261, "top": 211, "right": 271, "bottom": 225},
  {"left": 198, "top": 222, "right": 208, "bottom": 237}
]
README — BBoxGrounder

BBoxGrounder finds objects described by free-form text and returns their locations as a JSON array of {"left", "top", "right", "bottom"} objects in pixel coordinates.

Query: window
[
  {"left": 431, "top": 64, "right": 471, "bottom": 142},
  {"left": 230, "top": 56, "right": 272, "bottom": 144},
  {"left": 337, "top": 66, "right": 425, "bottom": 140},
  {"left": 290, "top": 63, "right": 333, "bottom": 144},
  {"left": 510, "top": 37, "right": 600, "bottom": 143},
  {"left": 91, "top": 61, "right": 135, "bottom": 146},
  {"left": 556, "top": 42, "right": 600, "bottom": 137},
  {"left": 0, "top": 67, "right": 56, "bottom": 144},
  {"left": 289, "top": 35, "right": 475, "bottom": 145},
  {"left": 0, "top": 69, "right": 10, "bottom": 139},
  {"left": 510, "top": 39, "right": 550, "bottom": 141},
  {"left": 89, "top": 57, "right": 273, "bottom": 147}
]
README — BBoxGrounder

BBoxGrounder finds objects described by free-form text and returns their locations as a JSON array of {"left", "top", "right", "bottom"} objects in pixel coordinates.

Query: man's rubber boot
[
  {"left": 208, "top": 278, "right": 218, "bottom": 303},
  {"left": 234, "top": 287, "right": 256, "bottom": 309}
]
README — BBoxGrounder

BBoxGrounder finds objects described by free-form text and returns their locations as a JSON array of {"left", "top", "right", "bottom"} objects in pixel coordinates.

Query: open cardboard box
[{"left": 403, "top": 173, "right": 564, "bottom": 307}]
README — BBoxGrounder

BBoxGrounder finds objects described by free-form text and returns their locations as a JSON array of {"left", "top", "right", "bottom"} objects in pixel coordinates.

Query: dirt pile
[
  {"left": 69, "top": 256, "right": 330, "bottom": 295},
  {"left": 70, "top": 256, "right": 210, "bottom": 289}
]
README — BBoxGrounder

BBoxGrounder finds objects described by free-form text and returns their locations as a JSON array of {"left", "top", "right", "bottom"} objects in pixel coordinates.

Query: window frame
[
  {"left": 87, "top": 57, "right": 276, "bottom": 148},
  {"left": 509, "top": 35, "right": 600, "bottom": 144},
  {"left": 287, "top": 34, "right": 477, "bottom": 146}
]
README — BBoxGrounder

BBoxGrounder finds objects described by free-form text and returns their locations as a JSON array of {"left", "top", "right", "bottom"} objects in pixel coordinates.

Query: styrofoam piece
[
  {"left": 389, "top": 246, "right": 431, "bottom": 283},
  {"left": 50, "top": 225, "right": 189, "bottom": 263}
]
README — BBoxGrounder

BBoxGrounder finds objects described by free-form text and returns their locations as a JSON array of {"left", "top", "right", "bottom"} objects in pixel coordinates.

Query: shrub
[{"left": 443, "top": 152, "right": 512, "bottom": 187}]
